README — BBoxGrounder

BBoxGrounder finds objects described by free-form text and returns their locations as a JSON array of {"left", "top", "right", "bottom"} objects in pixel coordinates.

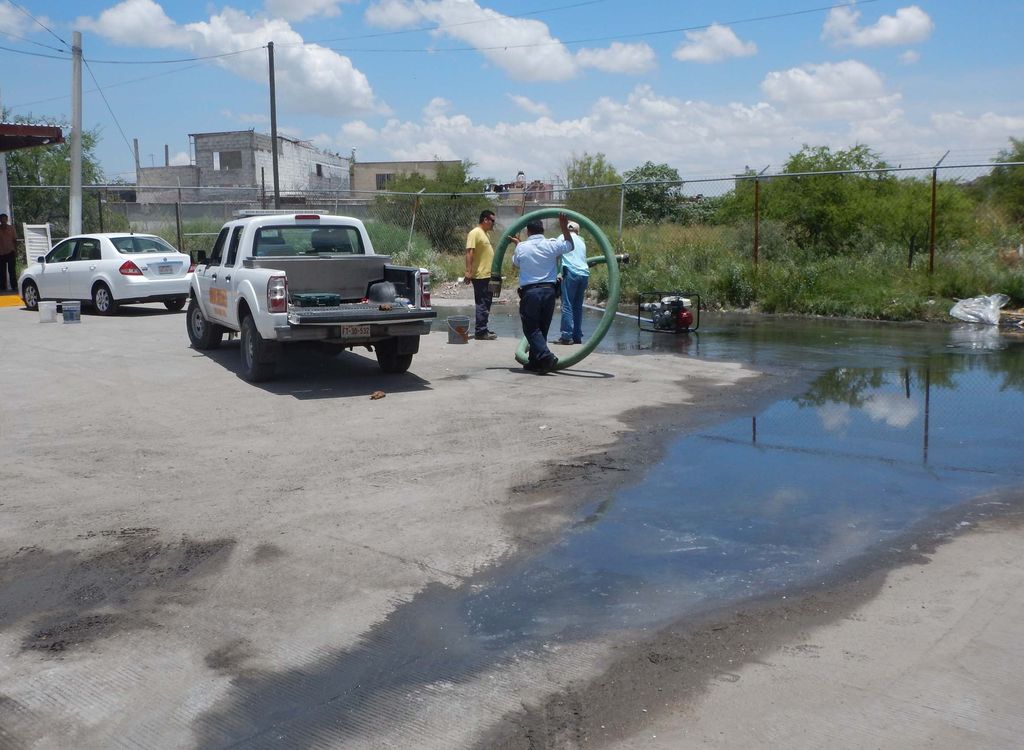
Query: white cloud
[
  {"left": 899, "top": 50, "right": 920, "bottom": 65},
  {"left": 507, "top": 94, "right": 550, "bottom": 117},
  {"left": 264, "top": 0, "right": 351, "bottom": 22},
  {"left": 365, "top": 0, "right": 649, "bottom": 81},
  {"left": 862, "top": 393, "right": 918, "bottom": 428},
  {"left": 761, "top": 60, "right": 901, "bottom": 120},
  {"left": 76, "top": 0, "right": 383, "bottom": 117},
  {"left": 365, "top": 0, "right": 576, "bottom": 81},
  {"left": 77, "top": 0, "right": 188, "bottom": 46},
  {"left": 576, "top": 42, "right": 655, "bottom": 74},
  {"left": 673, "top": 23, "right": 756, "bottom": 64},
  {"left": 169, "top": 150, "right": 190, "bottom": 166},
  {"left": 823, "top": 5, "right": 933, "bottom": 48},
  {"left": 930, "top": 110, "right": 1024, "bottom": 141},
  {"left": 0, "top": 1, "right": 53, "bottom": 36}
]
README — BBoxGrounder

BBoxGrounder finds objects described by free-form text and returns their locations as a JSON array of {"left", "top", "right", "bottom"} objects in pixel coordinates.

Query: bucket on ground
[
  {"left": 447, "top": 315, "right": 470, "bottom": 344},
  {"left": 62, "top": 300, "right": 81, "bottom": 324},
  {"left": 38, "top": 300, "right": 57, "bottom": 323}
]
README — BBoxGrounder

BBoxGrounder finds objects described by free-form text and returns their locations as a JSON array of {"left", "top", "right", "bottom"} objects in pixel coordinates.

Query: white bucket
[
  {"left": 38, "top": 300, "right": 57, "bottom": 323},
  {"left": 62, "top": 300, "right": 81, "bottom": 324},
  {"left": 447, "top": 315, "right": 470, "bottom": 344}
]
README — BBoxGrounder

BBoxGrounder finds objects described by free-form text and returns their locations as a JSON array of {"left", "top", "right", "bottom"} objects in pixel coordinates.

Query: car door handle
[
  {"left": 210, "top": 273, "right": 217, "bottom": 280},
  {"left": 224, "top": 275, "right": 231, "bottom": 282}
]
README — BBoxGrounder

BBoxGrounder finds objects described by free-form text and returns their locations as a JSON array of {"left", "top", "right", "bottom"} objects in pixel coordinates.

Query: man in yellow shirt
[{"left": 464, "top": 209, "right": 499, "bottom": 340}]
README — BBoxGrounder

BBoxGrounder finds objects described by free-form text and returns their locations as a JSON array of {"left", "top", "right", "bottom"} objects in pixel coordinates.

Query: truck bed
[{"left": 245, "top": 255, "right": 388, "bottom": 301}]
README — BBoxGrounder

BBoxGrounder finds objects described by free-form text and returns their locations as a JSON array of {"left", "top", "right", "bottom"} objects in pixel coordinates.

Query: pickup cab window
[
  {"left": 208, "top": 228, "right": 229, "bottom": 266},
  {"left": 225, "top": 227, "right": 243, "bottom": 266},
  {"left": 253, "top": 226, "right": 364, "bottom": 257}
]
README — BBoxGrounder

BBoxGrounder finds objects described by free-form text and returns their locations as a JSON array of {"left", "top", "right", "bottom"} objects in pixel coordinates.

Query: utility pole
[
  {"left": 268, "top": 41, "right": 281, "bottom": 209},
  {"left": 69, "top": 30, "right": 82, "bottom": 234}
]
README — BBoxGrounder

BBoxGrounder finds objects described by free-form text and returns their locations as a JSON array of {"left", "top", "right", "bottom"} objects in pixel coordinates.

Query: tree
[
  {"left": 371, "top": 159, "right": 490, "bottom": 253},
  {"left": 3, "top": 110, "right": 108, "bottom": 236},
  {"left": 563, "top": 152, "right": 621, "bottom": 227},
  {"left": 762, "top": 144, "right": 893, "bottom": 253},
  {"left": 622, "top": 161, "right": 682, "bottom": 225},
  {"left": 973, "top": 137, "right": 1024, "bottom": 225}
]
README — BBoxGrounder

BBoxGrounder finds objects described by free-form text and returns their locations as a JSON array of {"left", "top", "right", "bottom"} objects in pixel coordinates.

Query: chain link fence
[{"left": 9, "top": 162, "right": 1023, "bottom": 313}]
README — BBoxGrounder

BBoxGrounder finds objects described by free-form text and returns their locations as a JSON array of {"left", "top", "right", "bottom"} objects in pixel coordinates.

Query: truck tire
[
  {"left": 186, "top": 297, "right": 223, "bottom": 350},
  {"left": 240, "top": 315, "right": 278, "bottom": 382},
  {"left": 375, "top": 337, "right": 413, "bottom": 374}
]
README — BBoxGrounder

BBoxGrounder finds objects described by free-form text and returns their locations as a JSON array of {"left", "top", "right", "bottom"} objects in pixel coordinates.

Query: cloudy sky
[{"left": 1, "top": 0, "right": 1022, "bottom": 185}]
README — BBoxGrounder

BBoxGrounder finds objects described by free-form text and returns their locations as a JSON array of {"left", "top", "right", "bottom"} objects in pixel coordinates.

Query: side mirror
[
  {"left": 37, "top": 256, "right": 46, "bottom": 264},
  {"left": 196, "top": 250, "right": 207, "bottom": 264}
]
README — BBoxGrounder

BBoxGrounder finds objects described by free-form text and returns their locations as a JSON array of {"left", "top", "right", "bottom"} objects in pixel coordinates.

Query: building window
[
  {"left": 375, "top": 173, "right": 394, "bottom": 190},
  {"left": 214, "top": 150, "right": 242, "bottom": 171},
  {"left": 315, "top": 163, "right": 323, "bottom": 177}
]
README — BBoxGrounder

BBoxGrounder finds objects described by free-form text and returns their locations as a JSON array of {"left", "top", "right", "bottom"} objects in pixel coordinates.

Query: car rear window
[
  {"left": 111, "top": 236, "right": 179, "bottom": 254},
  {"left": 253, "top": 226, "right": 364, "bottom": 257}
]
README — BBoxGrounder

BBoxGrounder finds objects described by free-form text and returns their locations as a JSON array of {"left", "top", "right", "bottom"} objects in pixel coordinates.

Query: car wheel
[
  {"left": 22, "top": 281, "right": 39, "bottom": 311},
  {"left": 92, "top": 283, "right": 118, "bottom": 315},
  {"left": 375, "top": 337, "right": 413, "bottom": 374},
  {"left": 164, "top": 297, "right": 186, "bottom": 312},
  {"left": 240, "top": 315, "right": 277, "bottom": 382},
  {"left": 186, "top": 297, "right": 223, "bottom": 350}
]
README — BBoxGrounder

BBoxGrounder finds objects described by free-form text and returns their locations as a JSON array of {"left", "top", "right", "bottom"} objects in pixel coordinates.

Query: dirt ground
[{"left": 1, "top": 296, "right": 1022, "bottom": 749}]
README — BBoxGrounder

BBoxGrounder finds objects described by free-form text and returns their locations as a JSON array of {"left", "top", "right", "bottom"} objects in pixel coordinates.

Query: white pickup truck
[{"left": 186, "top": 213, "right": 435, "bottom": 381}]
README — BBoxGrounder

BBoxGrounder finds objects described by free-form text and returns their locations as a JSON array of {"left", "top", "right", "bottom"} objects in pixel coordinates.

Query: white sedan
[{"left": 19, "top": 233, "right": 194, "bottom": 314}]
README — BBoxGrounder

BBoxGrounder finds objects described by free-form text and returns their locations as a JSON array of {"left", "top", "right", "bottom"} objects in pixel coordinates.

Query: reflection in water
[
  {"left": 467, "top": 346, "right": 1024, "bottom": 644},
  {"left": 198, "top": 314, "right": 1024, "bottom": 746}
]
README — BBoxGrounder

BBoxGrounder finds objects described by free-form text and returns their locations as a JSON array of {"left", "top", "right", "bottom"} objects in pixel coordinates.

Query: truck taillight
[
  {"left": 119, "top": 260, "right": 143, "bottom": 276},
  {"left": 268, "top": 275, "right": 288, "bottom": 313},
  {"left": 419, "top": 269, "right": 431, "bottom": 308}
]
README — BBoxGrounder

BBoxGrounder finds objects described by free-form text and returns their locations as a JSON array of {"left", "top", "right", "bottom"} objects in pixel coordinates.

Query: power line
[
  {"left": 0, "top": 28, "right": 69, "bottom": 53},
  {"left": 80, "top": 46, "right": 264, "bottom": 65},
  {"left": 6, "top": 61, "right": 211, "bottom": 111},
  {"left": 82, "top": 58, "right": 137, "bottom": 169},
  {"left": 9, "top": 1, "right": 69, "bottom": 49},
  {"left": 313, "top": 0, "right": 882, "bottom": 54},
  {"left": 300, "top": 0, "right": 610, "bottom": 46},
  {"left": 0, "top": 42, "right": 70, "bottom": 60}
]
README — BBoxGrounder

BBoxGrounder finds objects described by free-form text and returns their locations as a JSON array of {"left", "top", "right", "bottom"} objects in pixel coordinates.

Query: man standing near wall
[
  {"left": 464, "top": 209, "right": 498, "bottom": 340},
  {"left": 0, "top": 214, "right": 17, "bottom": 292}
]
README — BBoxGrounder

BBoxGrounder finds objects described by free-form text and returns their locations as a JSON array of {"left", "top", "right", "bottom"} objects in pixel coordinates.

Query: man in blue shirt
[
  {"left": 554, "top": 220, "right": 589, "bottom": 345},
  {"left": 512, "top": 213, "right": 573, "bottom": 373}
]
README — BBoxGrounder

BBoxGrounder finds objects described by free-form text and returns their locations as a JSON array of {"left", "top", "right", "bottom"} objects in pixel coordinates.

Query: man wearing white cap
[{"left": 554, "top": 220, "right": 589, "bottom": 345}]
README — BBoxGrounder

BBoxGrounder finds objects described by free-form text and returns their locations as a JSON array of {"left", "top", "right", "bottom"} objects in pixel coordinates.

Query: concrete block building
[
  {"left": 136, "top": 130, "right": 350, "bottom": 203},
  {"left": 350, "top": 159, "right": 461, "bottom": 194}
]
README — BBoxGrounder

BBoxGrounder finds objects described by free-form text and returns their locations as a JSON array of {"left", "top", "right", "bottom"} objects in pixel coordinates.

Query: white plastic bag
[{"left": 949, "top": 293, "right": 1009, "bottom": 325}]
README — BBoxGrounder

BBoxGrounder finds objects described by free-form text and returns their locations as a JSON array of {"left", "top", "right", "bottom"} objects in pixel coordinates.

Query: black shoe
[
  {"left": 538, "top": 355, "right": 558, "bottom": 374},
  {"left": 572, "top": 339, "right": 582, "bottom": 344},
  {"left": 475, "top": 332, "right": 498, "bottom": 340},
  {"left": 552, "top": 338, "right": 572, "bottom": 345}
]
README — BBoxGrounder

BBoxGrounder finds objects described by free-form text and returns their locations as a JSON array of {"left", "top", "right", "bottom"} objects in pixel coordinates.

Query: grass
[{"left": 582, "top": 223, "right": 1024, "bottom": 321}]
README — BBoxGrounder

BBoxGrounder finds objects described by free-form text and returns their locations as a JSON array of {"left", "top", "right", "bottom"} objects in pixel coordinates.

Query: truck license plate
[{"left": 340, "top": 324, "right": 370, "bottom": 337}]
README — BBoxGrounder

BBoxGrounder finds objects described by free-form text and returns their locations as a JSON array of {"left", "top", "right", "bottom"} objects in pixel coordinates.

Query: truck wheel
[
  {"left": 375, "top": 337, "right": 413, "bottom": 374},
  {"left": 186, "top": 297, "right": 223, "bottom": 350},
  {"left": 241, "top": 315, "right": 278, "bottom": 382}
]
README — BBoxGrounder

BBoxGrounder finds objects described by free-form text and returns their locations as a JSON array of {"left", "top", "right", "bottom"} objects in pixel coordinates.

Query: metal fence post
[
  {"left": 618, "top": 182, "right": 626, "bottom": 249},
  {"left": 753, "top": 176, "right": 760, "bottom": 265},
  {"left": 96, "top": 189, "right": 104, "bottom": 233},
  {"left": 928, "top": 152, "right": 949, "bottom": 274}
]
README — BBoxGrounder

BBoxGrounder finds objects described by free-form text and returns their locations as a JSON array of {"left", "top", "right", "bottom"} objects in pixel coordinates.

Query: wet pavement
[{"left": 201, "top": 306, "right": 1024, "bottom": 746}]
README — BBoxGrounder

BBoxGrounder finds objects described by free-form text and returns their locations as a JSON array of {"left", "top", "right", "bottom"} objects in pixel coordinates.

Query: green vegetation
[
  {"left": 563, "top": 152, "right": 621, "bottom": 226},
  {"left": 370, "top": 160, "right": 490, "bottom": 254}
]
